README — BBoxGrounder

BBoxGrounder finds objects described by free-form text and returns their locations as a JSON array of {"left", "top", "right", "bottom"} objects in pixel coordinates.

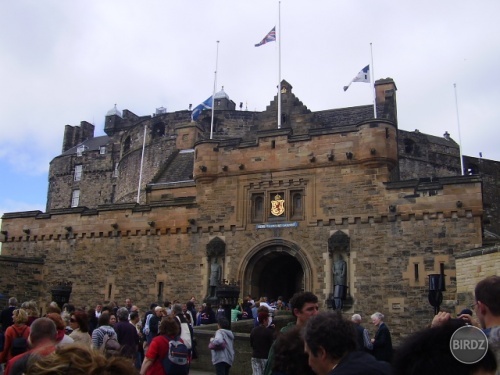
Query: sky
[{"left": 1, "top": 0, "right": 499, "bottom": 222}]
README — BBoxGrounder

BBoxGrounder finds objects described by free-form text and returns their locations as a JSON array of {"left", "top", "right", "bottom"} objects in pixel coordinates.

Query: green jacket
[{"left": 263, "top": 322, "right": 296, "bottom": 375}]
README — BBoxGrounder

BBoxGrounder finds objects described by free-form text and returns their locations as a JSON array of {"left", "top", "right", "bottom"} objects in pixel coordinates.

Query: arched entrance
[{"left": 239, "top": 239, "right": 313, "bottom": 302}]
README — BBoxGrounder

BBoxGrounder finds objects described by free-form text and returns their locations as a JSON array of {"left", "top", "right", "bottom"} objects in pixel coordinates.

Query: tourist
[
  {"left": 0, "top": 309, "right": 30, "bottom": 365},
  {"left": 140, "top": 316, "right": 181, "bottom": 375},
  {"left": 4, "top": 318, "right": 57, "bottom": 375},
  {"left": 264, "top": 291, "right": 319, "bottom": 375},
  {"left": 431, "top": 275, "right": 500, "bottom": 370},
  {"left": 0, "top": 297, "right": 18, "bottom": 333},
  {"left": 210, "top": 317, "right": 235, "bottom": 375},
  {"left": 91, "top": 313, "right": 117, "bottom": 350},
  {"left": 303, "top": 311, "right": 390, "bottom": 375},
  {"left": 45, "top": 313, "right": 74, "bottom": 348},
  {"left": 370, "top": 312, "right": 393, "bottom": 363},
  {"left": 114, "top": 307, "right": 139, "bottom": 360},
  {"left": 200, "top": 303, "right": 217, "bottom": 325},
  {"left": 68, "top": 310, "right": 91, "bottom": 347},
  {"left": 250, "top": 312, "right": 274, "bottom": 375},
  {"left": 20, "top": 301, "right": 39, "bottom": 327},
  {"left": 272, "top": 325, "right": 315, "bottom": 375},
  {"left": 392, "top": 318, "right": 496, "bottom": 375},
  {"left": 25, "top": 344, "right": 137, "bottom": 375},
  {"left": 351, "top": 314, "right": 373, "bottom": 352}
]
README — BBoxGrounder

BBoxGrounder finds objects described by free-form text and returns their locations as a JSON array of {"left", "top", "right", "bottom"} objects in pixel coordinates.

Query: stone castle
[{"left": 1, "top": 78, "right": 499, "bottom": 343}]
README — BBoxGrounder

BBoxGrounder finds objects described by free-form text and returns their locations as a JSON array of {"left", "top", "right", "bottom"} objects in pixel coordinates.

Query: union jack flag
[{"left": 255, "top": 27, "right": 276, "bottom": 47}]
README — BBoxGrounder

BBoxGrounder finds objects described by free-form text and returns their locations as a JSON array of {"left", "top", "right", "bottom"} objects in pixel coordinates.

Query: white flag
[{"left": 344, "top": 65, "right": 370, "bottom": 91}]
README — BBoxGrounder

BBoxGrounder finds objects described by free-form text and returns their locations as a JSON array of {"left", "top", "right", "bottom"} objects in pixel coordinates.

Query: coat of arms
[{"left": 271, "top": 194, "right": 285, "bottom": 216}]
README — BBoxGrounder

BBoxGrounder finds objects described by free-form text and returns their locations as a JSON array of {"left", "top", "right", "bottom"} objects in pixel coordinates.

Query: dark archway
[
  {"left": 240, "top": 239, "right": 311, "bottom": 303},
  {"left": 257, "top": 252, "right": 303, "bottom": 301}
]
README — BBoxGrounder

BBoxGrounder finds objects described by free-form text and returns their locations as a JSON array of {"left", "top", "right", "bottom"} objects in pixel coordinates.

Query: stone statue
[
  {"left": 333, "top": 254, "right": 347, "bottom": 286},
  {"left": 209, "top": 257, "right": 222, "bottom": 297},
  {"left": 332, "top": 253, "right": 347, "bottom": 310}
]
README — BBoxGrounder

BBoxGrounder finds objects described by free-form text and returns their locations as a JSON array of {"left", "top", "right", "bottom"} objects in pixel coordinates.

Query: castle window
[
  {"left": 466, "top": 163, "right": 479, "bottom": 175},
  {"left": 404, "top": 139, "right": 415, "bottom": 154},
  {"left": 71, "top": 189, "right": 80, "bottom": 207},
  {"left": 158, "top": 282, "right": 164, "bottom": 301},
  {"left": 99, "top": 146, "right": 106, "bottom": 155},
  {"left": 76, "top": 145, "right": 85, "bottom": 156},
  {"left": 251, "top": 194, "right": 265, "bottom": 223},
  {"left": 74, "top": 165, "right": 82, "bottom": 181},
  {"left": 152, "top": 123, "right": 165, "bottom": 138},
  {"left": 112, "top": 163, "right": 119, "bottom": 178},
  {"left": 123, "top": 136, "right": 131, "bottom": 154},
  {"left": 291, "top": 191, "right": 304, "bottom": 219}
]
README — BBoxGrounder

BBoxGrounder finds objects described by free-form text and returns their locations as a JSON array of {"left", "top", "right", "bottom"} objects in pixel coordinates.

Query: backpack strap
[{"left": 17, "top": 325, "right": 27, "bottom": 338}]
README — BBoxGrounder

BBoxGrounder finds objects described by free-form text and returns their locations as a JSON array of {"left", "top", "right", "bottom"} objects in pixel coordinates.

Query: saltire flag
[
  {"left": 343, "top": 65, "right": 370, "bottom": 91},
  {"left": 191, "top": 96, "right": 213, "bottom": 121},
  {"left": 255, "top": 27, "right": 276, "bottom": 47}
]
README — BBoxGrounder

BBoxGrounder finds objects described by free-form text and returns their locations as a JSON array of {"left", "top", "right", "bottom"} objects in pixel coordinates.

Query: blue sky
[{"left": 1, "top": 0, "right": 500, "bottom": 225}]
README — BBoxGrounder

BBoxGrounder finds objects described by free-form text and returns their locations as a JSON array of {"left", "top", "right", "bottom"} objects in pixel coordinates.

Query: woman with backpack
[
  {"left": 91, "top": 313, "right": 118, "bottom": 351},
  {"left": 140, "top": 316, "right": 189, "bottom": 375},
  {"left": 0, "top": 308, "right": 30, "bottom": 365}
]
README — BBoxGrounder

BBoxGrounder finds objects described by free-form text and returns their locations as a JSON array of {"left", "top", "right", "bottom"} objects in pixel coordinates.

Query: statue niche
[
  {"left": 206, "top": 237, "right": 226, "bottom": 299},
  {"left": 328, "top": 231, "right": 350, "bottom": 310}
]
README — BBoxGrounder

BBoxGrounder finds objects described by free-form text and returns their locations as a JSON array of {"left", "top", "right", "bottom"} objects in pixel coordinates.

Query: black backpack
[{"left": 11, "top": 326, "right": 28, "bottom": 357}]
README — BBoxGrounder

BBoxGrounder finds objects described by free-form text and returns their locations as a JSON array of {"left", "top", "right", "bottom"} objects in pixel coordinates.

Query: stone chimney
[{"left": 375, "top": 78, "right": 397, "bottom": 124}]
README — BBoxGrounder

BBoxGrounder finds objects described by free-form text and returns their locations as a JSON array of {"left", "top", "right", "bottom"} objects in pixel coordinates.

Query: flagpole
[
  {"left": 136, "top": 124, "right": 147, "bottom": 203},
  {"left": 210, "top": 40, "right": 220, "bottom": 140},
  {"left": 454, "top": 83, "right": 464, "bottom": 175},
  {"left": 277, "top": 1, "right": 282, "bottom": 129},
  {"left": 370, "top": 42, "right": 377, "bottom": 119}
]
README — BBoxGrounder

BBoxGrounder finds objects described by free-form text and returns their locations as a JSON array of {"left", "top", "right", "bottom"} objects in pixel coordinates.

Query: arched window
[
  {"left": 291, "top": 191, "right": 303, "bottom": 219},
  {"left": 123, "top": 136, "right": 131, "bottom": 154},
  {"left": 252, "top": 194, "right": 264, "bottom": 223}
]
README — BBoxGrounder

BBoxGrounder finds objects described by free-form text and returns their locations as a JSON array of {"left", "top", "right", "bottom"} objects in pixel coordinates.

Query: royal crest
[{"left": 271, "top": 194, "right": 285, "bottom": 216}]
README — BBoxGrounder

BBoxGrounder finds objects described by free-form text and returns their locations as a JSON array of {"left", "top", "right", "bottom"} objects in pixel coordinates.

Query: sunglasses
[{"left": 70, "top": 318, "right": 77, "bottom": 323}]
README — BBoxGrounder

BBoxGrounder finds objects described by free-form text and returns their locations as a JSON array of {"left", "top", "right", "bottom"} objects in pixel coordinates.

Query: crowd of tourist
[{"left": 0, "top": 275, "right": 498, "bottom": 375}]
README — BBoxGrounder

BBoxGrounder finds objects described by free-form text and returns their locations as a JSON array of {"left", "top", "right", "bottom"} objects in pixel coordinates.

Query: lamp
[
  {"left": 200, "top": 165, "right": 207, "bottom": 172},
  {"left": 346, "top": 152, "right": 353, "bottom": 160},
  {"left": 111, "top": 223, "right": 118, "bottom": 229}
]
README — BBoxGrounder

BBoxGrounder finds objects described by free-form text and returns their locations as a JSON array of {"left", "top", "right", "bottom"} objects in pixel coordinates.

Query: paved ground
[{"left": 189, "top": 370, "right": 216, "bottom": 375}]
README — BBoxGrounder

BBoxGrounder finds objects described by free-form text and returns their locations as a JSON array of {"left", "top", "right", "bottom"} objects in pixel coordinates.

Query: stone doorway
[{"left": 240, "top": 239, "right": 312, "bottom": 303}]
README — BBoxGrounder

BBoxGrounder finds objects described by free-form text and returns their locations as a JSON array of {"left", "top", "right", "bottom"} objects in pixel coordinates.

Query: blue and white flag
[
  {"left": 343, "top": 65, "right": 370, "bottom": 91},
  {"left": 255, "top": 27, "right": 276, "bottom": 47},
  {"left": 191, "top": 96, "right": 213, "bottom": 121}
]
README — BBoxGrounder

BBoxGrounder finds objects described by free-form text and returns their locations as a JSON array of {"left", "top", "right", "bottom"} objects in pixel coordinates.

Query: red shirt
[
  {"left": 4, "top": 343, "right": 56, "bottom": 375},
  {"left": 0, "top": 324, "right": 30, "bottom": 364},
  {"left": 145, "top": 335, "right": 172, "bottom": 375}
]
